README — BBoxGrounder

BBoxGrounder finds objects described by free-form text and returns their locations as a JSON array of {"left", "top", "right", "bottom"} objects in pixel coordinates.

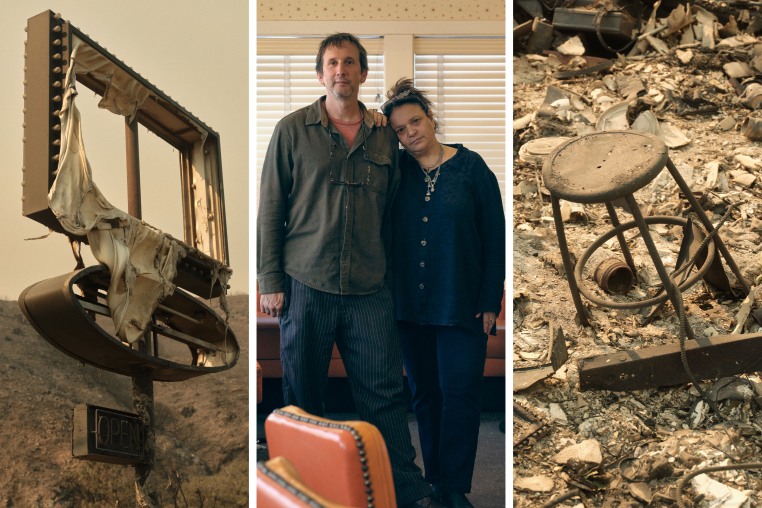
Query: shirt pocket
[{"left": 363, "top": 151, "right": 391, "bottom": 194}]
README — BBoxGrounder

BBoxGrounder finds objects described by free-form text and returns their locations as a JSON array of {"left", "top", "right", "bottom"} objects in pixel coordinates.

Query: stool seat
[{"left": 543, "top": 131, "right": 669, "bottom": 203}]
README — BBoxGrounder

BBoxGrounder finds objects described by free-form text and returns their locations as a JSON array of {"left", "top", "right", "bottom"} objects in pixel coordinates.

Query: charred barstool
[{"left": 542, "top": 131, "right": 750, "bottom": 333}]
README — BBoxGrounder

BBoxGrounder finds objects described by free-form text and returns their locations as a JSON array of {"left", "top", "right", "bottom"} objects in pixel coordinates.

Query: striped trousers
[{"left": 279, "top": 276, "right": 431, "bottom": 505}]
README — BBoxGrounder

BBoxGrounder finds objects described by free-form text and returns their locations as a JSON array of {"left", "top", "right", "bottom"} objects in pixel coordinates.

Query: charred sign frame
[{"left": 23, "top": 10, "right": 230, "bottom": 298}]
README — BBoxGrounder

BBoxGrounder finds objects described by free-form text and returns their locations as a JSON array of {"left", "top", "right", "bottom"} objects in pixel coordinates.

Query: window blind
[{"left": 413, "top": 37, "right": 506, "bottom": 198}]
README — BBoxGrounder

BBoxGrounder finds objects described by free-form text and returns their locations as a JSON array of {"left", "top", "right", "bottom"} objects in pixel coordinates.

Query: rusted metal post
[
  {"left": 665, "top": 158, "right": 752, "bottom": 295},
  {"left": 126, "top": 117, "right": 157, "bottom": 507},
  {"left": 624, "top": 193, "right": 695, "bottom": 342},
  {"left": 132, "top": 370, "right": 156, "bottom": 506},
  {"left": 604, "top": 202, "right": 638, "bottom": 275},
  {"left": 126, "top": 117, "right": 142, "bottom": 218},
  {"left": 550, "top": 196, "right": 592, "bottom": 326}
]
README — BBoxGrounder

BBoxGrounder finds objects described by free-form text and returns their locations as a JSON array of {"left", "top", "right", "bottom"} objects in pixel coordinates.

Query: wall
[{"left": 257, "top": 0, "right": 505, "bottom": 21}]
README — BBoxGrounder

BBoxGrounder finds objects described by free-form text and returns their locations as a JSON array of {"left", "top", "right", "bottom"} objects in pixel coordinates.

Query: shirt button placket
[
  {"left": 419, "top": 213, "right": 429, "bottom": 292},
  {"left": 419, "top": 237, "right": 426, "bottom": 289},
  {"left": 419, "top": 222, "right": 427, "bottom": 290}
]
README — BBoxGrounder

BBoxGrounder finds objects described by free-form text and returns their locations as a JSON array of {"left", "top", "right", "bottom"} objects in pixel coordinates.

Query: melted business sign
[{"left": 72, "top": 404, "right": 144, "bottom": 465}]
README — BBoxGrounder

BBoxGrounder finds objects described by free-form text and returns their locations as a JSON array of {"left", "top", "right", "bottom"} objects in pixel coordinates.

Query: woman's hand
[{"left": 476, "top": 311, "right": 497, "bottom": 335}]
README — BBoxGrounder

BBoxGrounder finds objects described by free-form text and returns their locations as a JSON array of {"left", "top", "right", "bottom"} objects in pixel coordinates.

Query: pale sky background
[{"left": 2, "top": 1, "right": 249, "bottom": 299}]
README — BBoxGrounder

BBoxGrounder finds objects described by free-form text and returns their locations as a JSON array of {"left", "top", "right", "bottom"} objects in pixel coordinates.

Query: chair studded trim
[
  {"left": 257, "top": 461, "right": 326, "bottom": 508},
  {"left": 272, "top": 407, "right": 377, "bottom": 508}
]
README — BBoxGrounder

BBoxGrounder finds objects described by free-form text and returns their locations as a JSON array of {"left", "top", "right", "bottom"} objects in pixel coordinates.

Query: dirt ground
[
  {"left": 512, "top": 4, "right": 762, "bottom": 506},
  {"left": 0, "top": 293, "right": 248, "bottom": 507}
]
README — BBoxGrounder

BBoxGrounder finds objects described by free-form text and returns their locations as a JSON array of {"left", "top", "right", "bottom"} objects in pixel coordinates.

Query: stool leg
[
  {"left": 666, "top": 158, "right": 751, "bottom": 295},
  {"left": 605, "top": 202, "right": 638, "bottom": 275},
  {"left": 551, "top": 196, "right": 591, "bottom": 326},
  {"left": 624, "top": 194, "right": 696, "bottom": 341}
]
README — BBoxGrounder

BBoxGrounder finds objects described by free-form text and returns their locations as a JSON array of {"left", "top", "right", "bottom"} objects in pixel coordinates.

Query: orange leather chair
[
  {"left": 263, "top": 405, "right": 396, "bottom": 508},
  {"left": 257, "top": 456, "right": 348, "bottom": 507}
]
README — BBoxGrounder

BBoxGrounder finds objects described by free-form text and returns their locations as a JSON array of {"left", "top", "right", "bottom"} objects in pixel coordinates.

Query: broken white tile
[
  {"left": 513, "top": 113, "right": 534, "bottom": 131},
  {"left": 703, "top": 326, "right": 720, "bottom": 337},
  {"left": 724, "top": 61, "right": 754, "bottom": 78},
  {"left": 558, "top": 36, "right": 585, "bottom": 56},
  {"left": 553, "top": 439, "right": 602, "bottom": 465},
  {"left": 629, "top": 482, "right": 653, "bottom": 504},
  {"left": 704, "top": 161, "right": 721, "bottom": 189},
  {"left": 514, "top": 475, "right": 555, "bottom": 492},
  {"left": 728, "top": 170, "right": 756, "bottom": 188},
  {"left": 691, "top": 473, "right": 751, "bottom": 508},
  {"left": 552, "top": 364, "right": 568, "bottom": 381},
  {"left": 735, "top": 154, "right": 762, "bottom": 170},
  {"left": 646, "top": 35, "right": 670, "bottom": 54},
  {"left": 676, "top": 48, "right": 694, "bottom": 64},
  {"left": 717, "top": 34, "right": 758, "bottom": 47},
  {"left": 658, "top": 122, "right": 691, "bottom": 148},
  {"left": 549, "top": 402, "right": 568, "bottom": 422},
  {"left": 719, "top": 116, "right": 737, "bottom": 131}
]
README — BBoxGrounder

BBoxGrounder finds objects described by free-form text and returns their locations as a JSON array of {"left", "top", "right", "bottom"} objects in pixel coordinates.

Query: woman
[{"left": 381, "top": 79, "right": 505, "bottom": 508}]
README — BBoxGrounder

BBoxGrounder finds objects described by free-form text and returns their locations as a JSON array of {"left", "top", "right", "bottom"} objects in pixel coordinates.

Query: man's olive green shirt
[{"left": 257, "top": 97, "right": 400, "bottom": 295}]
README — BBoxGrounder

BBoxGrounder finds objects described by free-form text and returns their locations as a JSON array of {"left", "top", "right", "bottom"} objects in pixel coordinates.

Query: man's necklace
[{"left": 419, "top": 143, "right": 444, "bottom": 202}]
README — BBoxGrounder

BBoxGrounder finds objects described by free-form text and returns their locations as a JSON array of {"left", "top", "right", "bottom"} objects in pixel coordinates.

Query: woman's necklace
[{"left": 419, "top": 143, "right": 444, "bottom": 202}]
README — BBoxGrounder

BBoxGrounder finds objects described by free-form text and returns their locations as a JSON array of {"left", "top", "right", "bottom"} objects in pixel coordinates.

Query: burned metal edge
[
  {"left": 66, "top": 21, "right": 218, "bottom": 140},
  {"left": 18, "top": 265, "right": 239, "bottom": 382},
  {"left": 578, "top": 332, "right": 762, "bottom": 391},
  {"left": 513, "top": 399, "right": 550, "bottom": 451},
  {"left": 23, "top": 11, "right": 230, "bottom": 298}
]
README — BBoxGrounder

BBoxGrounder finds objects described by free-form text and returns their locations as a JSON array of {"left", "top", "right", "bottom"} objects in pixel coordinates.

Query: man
[{"left": 257, "top": 33, "right": 434, "bottom": 507}]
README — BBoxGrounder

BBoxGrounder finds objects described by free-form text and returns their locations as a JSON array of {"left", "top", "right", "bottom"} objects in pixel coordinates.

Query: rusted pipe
[{"left": 594, "top": 258, "right": 634, "bottom": 295}]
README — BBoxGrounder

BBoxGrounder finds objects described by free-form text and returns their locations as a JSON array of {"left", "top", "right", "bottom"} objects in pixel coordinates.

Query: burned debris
[{"left": 514, "top": 0, "right": 762, "bottom": 505}]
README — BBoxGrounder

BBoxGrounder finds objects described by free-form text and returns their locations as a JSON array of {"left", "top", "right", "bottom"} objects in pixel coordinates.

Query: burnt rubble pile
[{"left": 513, "top": 1, "right": 762, "bottom": 506}]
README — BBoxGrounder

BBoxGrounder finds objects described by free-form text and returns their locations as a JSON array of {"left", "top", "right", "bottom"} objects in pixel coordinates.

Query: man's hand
[{"left": 260, "top": 292, "right": 285, "bottom": 318}]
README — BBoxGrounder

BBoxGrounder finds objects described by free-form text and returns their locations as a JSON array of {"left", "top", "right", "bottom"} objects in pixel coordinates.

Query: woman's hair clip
[{"left": 380, "top": 89, "right": 413, "bottom": 112}]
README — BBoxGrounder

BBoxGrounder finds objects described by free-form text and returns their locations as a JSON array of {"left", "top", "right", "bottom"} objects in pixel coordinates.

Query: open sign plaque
[{"left": 72, "top": 404, "right": 144, "bottom": 465}]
